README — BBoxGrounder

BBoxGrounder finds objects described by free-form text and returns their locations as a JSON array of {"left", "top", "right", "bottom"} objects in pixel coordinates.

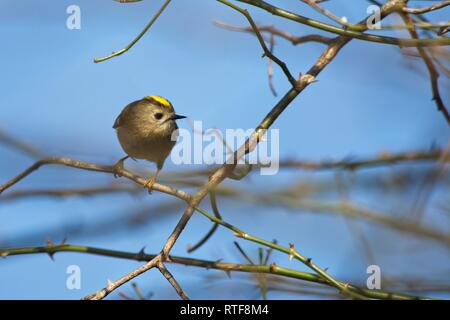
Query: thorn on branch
[
  {"left": 234, "top": 231, "right": 247, "bottom": 238},
  {"left": 289, "top": 243, "right": 295, "bottom": 261},
  {"left": 342, "top": 283, "right": 350, "bottom": 293},
  {"left": 107, "top": 279, "right": 114, "bottom": 290},
  {"left": 270, "top": 262, "right": 277, "bottom": 272},
  {"left": 295, "top": 73, "right": 317, "bottom": 91},
  {"left": 438, "top": 26, "right": 450, "bottom": 35},
  {"left": 136, "top": 247, "right": 146, "bottom": 261},
  {"left": 46, "top": 239, "right": 55, "bottom": 261}
]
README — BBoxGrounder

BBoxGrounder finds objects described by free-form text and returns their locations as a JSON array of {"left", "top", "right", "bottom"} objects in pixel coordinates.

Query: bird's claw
[
  {"left": 144, "top": 176, "right": 156, "bottom": 194},
  {"left": 112, "top": 159, "right": 126, "bottom": 178}
]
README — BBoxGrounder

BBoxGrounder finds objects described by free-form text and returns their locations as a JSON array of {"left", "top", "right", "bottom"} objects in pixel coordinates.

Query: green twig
[
  {"left": 0, "top": 244, "right": 432, "bottom": 300},
  {"left": 236, "top": 0, "right": 450, "bottom": 47},
  {"left": 194, "top": 207, "right": 367, "bottom": 299},
  {"left": 94, "top": 0, "right": 172, "bottom": 63}
]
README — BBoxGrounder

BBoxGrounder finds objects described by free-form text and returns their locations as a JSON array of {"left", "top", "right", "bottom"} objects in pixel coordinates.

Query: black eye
[{"left": 154, "top": 112, "right": 163, "bottom": 120}]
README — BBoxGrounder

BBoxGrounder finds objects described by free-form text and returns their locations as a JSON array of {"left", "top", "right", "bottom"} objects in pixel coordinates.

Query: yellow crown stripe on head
[{"left": 145, "top": 95, "right": 172, "bottom": 109}]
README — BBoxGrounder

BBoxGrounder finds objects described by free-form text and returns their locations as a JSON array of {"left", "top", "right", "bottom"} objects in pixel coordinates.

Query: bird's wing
[
  {"left": 113, "top": 112, "right": 124, "bottom": 129},
  {"left": 113, "top": 102, "right": 135, "bottom": 129}
]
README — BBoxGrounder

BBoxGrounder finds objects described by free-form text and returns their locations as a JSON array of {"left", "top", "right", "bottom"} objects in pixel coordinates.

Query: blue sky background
[{"left": 0, "top": 0, "right": 449, "bottom": 299}]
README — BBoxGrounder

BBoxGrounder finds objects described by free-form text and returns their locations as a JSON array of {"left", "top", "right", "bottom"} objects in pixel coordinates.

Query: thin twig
[
  {"left": 187, "top": 190, "right": 222, "bottom": 253},
  {"left": 234, "top": 241, "right": 255, "bottom": 264},
  {"left": 0, "top": 129, "right": 46, "bottom": 158},
  {"left": 399, "top": 13, "right": 450, "bottom": 123},
  {"left": 217, "top": 0, "right": 297, "bottom": 86},
  {"left": 402, "top": 1, "right": 450, "bottom": 14},
  {"left": 214, "top": 21, "right": 333, "bottom": 45},
  {"left": 299, "top": 0, "right": 364, "bottom": 31},
  {"left": 268, "top": 33, "right": 277, "bottom": 96},
  {"left": 279, "top": 149, "right": 449, "bottom": 171},
  {"left": 0, "top": 185, "right": 140, "bottom": 201},
  {"left": 94, "top": 0, "right": 172, "bottom": 63}
]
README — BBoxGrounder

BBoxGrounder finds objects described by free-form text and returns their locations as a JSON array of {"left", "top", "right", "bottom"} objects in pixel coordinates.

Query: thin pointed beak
[{"left": 170, "top": 114, "right": 187, "bottom": 121}]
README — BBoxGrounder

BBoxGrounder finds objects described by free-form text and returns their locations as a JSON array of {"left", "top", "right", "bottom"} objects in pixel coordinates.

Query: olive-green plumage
[{"left": 113, "top": 96, "right": 186, "bottom": 190}]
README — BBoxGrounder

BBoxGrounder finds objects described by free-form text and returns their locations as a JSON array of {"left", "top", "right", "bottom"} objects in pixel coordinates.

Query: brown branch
[
  {"left": 279, "top": 149, "right": 449, "bottom": 171},
  {"left": 0, "top": 157, "right": 191, "bottom": 202},
  {"left": 214, "top": 21, "right": 333, "bottom": 45},
  {"left": 410, "top": 142, "right": 450, "bottom": 219},
  {"left": 271, "top": 197, "right": 450, "bottom": 247},
  {"left": 162, "top": 149, "right": 448, "bottom": 179},
  {"left": 399, "top": 13, "right": 450, "bottom": 124},
  {"left": 0, "top": 150, "right": 446, "bottom": 197},
  {"left": 2, "top": 159, "right": 448, "bottom": 248},
  {"left": 268, "top": 33, "right": 277, "bottom": 96},
  {"left": 113, "top": 0, "right": 143, "bottom": 3},
  {"left": 83, "top": 256, "right": 161, "bottom": 300},
  {"left": 157, "top": 262, "right": 189, "bottom": 300},
  {"left": 402, "top": 1, "right": 450, "bottom": 14},
  {"left": 301, "top": 0, "right": 449, "bottom": 31},
  {"left": 0, "top": 129, "right": 46, "bottom": 158},
  {"left": 216, "top": 1, "right": 297, "bottom": 86},
  {"left": 0, "top": 185, "right": 140, "bottom": 201},
  {"left": 299, "top": 0, "right": 363, "bottom": 31}
]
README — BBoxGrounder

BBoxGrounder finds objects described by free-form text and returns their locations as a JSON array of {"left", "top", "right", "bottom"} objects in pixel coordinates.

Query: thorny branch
[
  {"left": 399, "top": 13, "right": 450, "bottom": 123},
  {"left": 2, "top": 0, "right": 449, "bottom": 300},
  {"left": 0, "top": 157, "right": 365, "bottom": 299},
  {"left": 0, "top": 244, "right": 432, "bottom": 300},
  {"left": 1, "top": 155, "right": 448, "bottom": 248}
]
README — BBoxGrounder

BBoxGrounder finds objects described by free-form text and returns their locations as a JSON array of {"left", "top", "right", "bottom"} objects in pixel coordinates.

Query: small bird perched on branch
[{"left": 113, "top": 95, "right": 186, "bottom": 192}]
